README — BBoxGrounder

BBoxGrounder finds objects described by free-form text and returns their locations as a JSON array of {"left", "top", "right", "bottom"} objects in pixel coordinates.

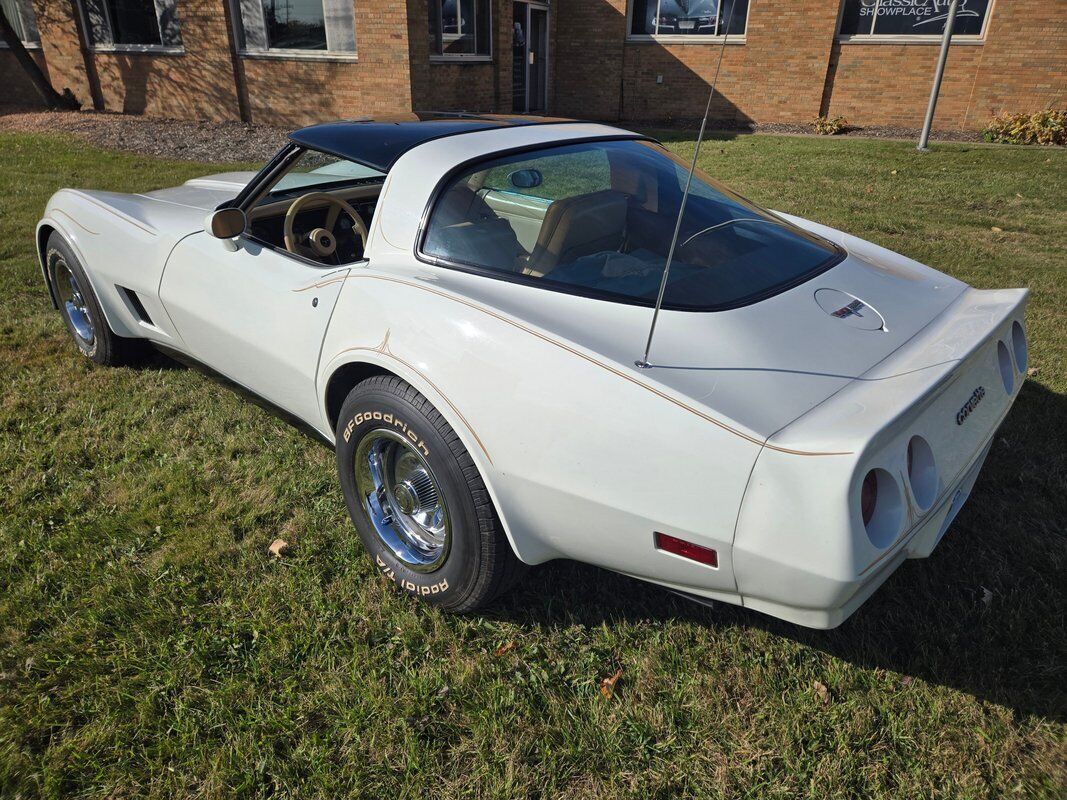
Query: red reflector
[{"left": 654, "top": 532, "right": 718, "bottom": 567}]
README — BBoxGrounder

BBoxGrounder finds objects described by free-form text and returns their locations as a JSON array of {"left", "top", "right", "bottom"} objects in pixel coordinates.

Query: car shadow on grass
[{"left": 487, "top": 379, "right": 1067, "bottom": 724}]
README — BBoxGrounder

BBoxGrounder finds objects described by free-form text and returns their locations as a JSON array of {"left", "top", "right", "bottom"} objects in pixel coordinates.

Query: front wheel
[
  {"left": 335, "top": 375, "right": 524, "bottom": 611},
  {"left": 46, "top": 232, "right": 145, "bottom": 366}
]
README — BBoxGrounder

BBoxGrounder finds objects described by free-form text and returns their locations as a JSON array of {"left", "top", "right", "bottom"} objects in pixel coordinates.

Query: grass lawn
[{"left": 0, "top": 131, "right": 1064, "bottom": 799}]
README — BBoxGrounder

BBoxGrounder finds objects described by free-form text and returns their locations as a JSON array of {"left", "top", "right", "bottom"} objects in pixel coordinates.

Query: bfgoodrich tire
[
  {"left": 336, "top": 375, "right": 524, "bottom": 612},
  {"left": 46, "top": 232, "right": 145, "bottom": 366}
]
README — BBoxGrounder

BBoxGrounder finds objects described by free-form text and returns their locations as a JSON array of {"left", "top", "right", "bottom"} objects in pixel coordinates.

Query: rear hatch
[
  {"left": 766, "top": 285, "right": 1029, "bottom": 467},
  {"left": 635, "top": 247, "right": 969, "bottom": 439}
]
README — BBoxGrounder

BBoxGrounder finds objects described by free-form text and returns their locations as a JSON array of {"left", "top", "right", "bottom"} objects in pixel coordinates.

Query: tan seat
[{"left": 526, "top": 190, "right": 627, "bottom": 277}]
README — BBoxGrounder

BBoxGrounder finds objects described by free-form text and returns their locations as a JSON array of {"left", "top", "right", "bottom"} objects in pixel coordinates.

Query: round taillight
[
  {"left": 997, "top": 340, "right": 1014, "bottom": 394},
  {"left": 860, "top": 468, "right": 904, "bottom": 548},
  {"left": 1011, "top": 320, "right": 1027, "bottom": 374},
  {"left": 906, "top": 435, "right": 938, "bottom": 512},
  {"left": 861, "top": 470, "right": 878, "bottom": 527}
]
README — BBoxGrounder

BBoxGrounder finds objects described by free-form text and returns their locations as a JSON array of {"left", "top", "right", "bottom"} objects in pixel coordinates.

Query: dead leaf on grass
[
  {"left": 600, "top": 668, "right": 623, "bottom": 699},
  {"left": 814, "top": 680, "right": 831, "bottom": 705},
  {"left": 268, "top": 539, "right": 289, "bottom": 557},
  {"left": 493, "top": 641, "right": 516, "bottom": 657}
]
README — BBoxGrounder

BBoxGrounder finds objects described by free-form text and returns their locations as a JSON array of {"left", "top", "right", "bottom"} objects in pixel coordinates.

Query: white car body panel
[{"left": 37, "top": 120, "right": 1029, "bottom": 628}]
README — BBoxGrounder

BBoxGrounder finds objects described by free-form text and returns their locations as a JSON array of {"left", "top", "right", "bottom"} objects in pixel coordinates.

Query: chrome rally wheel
[
  {"left": 355, "top": 429, "right": 451, "bottom": 572},
  {"left": 53, "top": 256, "right": 95, "bottom": 346},
  {"left": 335, "top": 375, "right": 525, "bottom": 611}
]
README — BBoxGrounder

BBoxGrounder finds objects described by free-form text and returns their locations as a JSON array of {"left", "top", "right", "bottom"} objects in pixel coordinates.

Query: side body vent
[{"left": 118, "top": 286, "right": 155, "bottom": 326}]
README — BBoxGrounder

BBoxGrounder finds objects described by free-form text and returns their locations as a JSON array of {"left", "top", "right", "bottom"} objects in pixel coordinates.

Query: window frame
[
  {"left": 76, "top": 0, "right": 185, "bottom": 54},
  {"left": 428, "top": 0, "right": 493, "bottom": 62},
  {"left": 415, "top": 136, "right": 846, "bottom": 313},
  {"left": 835, "top": 0, "right": 995, "bottom": 45},
  {"left": 228, "top": 0, "right": 358, "bottom": 61},
  {"left": 0, "top": 0, "right": 41, "bottom": 47},
  {"left": 225, "top": 143, "right": 383, "bottom": 269},
  {"left": 625, "top": 0, "right": 749, "bottom": 45}
]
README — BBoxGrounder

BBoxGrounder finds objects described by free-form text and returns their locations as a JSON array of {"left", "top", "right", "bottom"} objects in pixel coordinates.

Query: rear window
[{"left": 420, "top": 139, "right": 843, "bottom": 310}]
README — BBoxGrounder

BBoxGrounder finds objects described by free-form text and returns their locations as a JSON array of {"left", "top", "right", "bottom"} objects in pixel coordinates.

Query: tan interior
[
  {"left": 526, "top": 190, "right": 628, "bottom": 277},
  {"left": 247, "top": 184, "right": 382, "bottom": 223}
]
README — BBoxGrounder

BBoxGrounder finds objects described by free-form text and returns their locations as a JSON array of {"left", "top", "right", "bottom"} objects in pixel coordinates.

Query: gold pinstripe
[
  {"left": 338, "top": 330, "right": 494, "bottom": 465},
  {"left": 342, "top": 274, "right": 852, "bottom": 458}
]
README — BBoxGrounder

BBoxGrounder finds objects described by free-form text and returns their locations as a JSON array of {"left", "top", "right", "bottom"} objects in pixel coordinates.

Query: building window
[
  {"left": 629, "top": 0, "right": 748, "bottom": 40},
  {"left": 429, "top": 0, "right": 491, "bottom": 58},
  {"left": 80, "top": 0, "right": 183, "bottom": 49},
  {"left": 838, "top": 0, "right": 992, "bottom": 40},
  {"left": 234, "top": 0, "right": 356, "bottom": 55},
  {"left": 0, "top": 0, "right": 40, "bottom": 45}
]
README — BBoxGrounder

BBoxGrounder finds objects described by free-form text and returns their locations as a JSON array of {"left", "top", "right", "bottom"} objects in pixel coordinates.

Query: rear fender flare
[{"left": 319, "top": 349, "right": 543, "bottom": 566}]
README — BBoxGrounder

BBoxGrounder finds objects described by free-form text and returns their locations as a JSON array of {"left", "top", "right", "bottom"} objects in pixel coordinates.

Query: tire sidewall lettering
[
  {"left": 342, "top": 409, "right": 430, "bottom": 458},
  {"left": 375, "top": 554, "right": 449, "bottom": 595}
]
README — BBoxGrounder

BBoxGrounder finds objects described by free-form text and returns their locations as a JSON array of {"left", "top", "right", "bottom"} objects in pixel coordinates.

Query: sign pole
[{"left": 917, "top": 0, "right": 960, "bottom": 151}]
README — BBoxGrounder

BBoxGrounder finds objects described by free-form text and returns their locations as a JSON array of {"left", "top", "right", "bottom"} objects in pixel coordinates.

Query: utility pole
[{"left": 917, "top": 0, "right": 960, "bottom": 151}]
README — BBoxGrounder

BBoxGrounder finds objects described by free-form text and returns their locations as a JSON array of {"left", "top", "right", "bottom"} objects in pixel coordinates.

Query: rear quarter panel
[{"left": 318, "top": 259, "right": 762, "bottom": 594}]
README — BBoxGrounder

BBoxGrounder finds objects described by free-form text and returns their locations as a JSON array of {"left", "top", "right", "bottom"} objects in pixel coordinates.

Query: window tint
[
  {"left": 234, "top": 0, "right": 355, "bottom": 53},
  {"left": 422, "top": 140, "right": 843, "bottom": 311},
  {"left": 429, "top": 0, "right": 490, "bottom": 56},
  {"left": 630, "top": 0, "right": 748, "bottom": 38},
  {"left": 0, "top": 0, "right": 39, "bottom": 44},
  {"left": 262, "top": 0, "right": 325, "bottom": 49},
  {"left": 81, "top": 0, "right": 182, "bottom": 47}
]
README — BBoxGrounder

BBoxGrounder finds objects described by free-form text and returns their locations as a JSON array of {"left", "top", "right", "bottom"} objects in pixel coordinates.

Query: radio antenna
[{"left": 635, "top": 1, "right": 737, "bottom": 370}]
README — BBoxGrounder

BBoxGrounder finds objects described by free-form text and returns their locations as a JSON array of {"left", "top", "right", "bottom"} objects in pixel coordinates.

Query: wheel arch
[
  {"left": 324, "top": 360, "right": 393, "bottom": 433},
  {"left": 320, "top": 353, "right": 534, "bottom": 565},
  {"left": 36, "top": 216, "right": 116, "bottom": 333},
  {"left": 36, "top": 222, "right": 61, "bottom": 309}
]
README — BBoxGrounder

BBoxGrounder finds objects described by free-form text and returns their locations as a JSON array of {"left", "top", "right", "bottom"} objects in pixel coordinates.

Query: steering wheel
[{"left": 283, "top": 192, "right": 368, "bottom": 262}]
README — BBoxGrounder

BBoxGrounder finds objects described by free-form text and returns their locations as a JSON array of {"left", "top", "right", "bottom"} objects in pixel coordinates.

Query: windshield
[
  {"left": 420, "top": 139, "right": 842, "bottom": 311},
  {"left": 269, "top": 150, "right": 385, "bottom": 196}
]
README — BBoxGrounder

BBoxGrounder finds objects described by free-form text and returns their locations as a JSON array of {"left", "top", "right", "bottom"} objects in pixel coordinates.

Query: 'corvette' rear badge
[{"left": 956, "top": 386, "right": 985, "bottom": 425}]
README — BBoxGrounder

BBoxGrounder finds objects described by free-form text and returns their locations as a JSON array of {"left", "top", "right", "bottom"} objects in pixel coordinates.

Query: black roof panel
[{"left": 288, "top": 112, "right": 578, "bottom": 172}]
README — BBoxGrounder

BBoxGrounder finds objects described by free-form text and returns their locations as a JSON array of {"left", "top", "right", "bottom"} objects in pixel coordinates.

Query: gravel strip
[
  {"left": 0, "top": 105, "right": 986, "bottom": 165},
  {"left": 0, "top": 107, "right": 289, "bottom": 163}
]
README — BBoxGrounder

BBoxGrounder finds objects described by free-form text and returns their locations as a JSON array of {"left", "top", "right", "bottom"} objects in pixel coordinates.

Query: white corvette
[{"left": 36, "top": 115, "right": 1028, "bottom": 628}]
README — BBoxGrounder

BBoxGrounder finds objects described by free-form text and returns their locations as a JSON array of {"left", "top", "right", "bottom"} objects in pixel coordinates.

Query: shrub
[
  {"left": 983, "top": 110, "right": 1066, "bottom": 146},
  {"left": 812, "top": 115, "right": 848, "bottom": 136}
]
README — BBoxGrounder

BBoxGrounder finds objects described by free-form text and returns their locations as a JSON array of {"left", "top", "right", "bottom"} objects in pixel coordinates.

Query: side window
[
  {"left": 423, "top": 144, "right": 619, "bottom": 275},
  {"left": 480, "top": 148, "right": 611, "bottom": 201},
  {"left": 422, "top": 139, "right": 842, "bottom": 310}
]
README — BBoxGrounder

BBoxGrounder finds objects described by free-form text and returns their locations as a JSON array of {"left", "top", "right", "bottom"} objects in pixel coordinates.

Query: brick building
[{"left": 1, "top": 0, "right": 1064, "bottom": 130}]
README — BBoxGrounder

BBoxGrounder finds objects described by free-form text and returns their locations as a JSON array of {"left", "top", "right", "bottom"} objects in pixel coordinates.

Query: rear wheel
[
  {"left": 46, "top": 233, "right": 145, "bottom": 366},
  {"left": 336, "top": 375, "right": 524, "bottom": 611}
]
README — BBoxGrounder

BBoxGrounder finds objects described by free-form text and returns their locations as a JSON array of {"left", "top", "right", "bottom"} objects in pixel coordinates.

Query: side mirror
[
  {"left": 205, "top": 207, "right": 246, "bottom": 239},
  {"left": 508, "top": 169, "right": 543, "bottom": 190}
]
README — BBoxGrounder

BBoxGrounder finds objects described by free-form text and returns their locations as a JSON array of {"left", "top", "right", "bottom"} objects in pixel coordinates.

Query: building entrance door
[{"left": 512, "top": 2, "right": 548, "bottom": 114}]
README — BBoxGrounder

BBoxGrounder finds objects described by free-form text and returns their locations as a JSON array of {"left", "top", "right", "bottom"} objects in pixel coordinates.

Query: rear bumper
[{"left": 742, "top": 419, "right": 997, "bottom": 629}]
